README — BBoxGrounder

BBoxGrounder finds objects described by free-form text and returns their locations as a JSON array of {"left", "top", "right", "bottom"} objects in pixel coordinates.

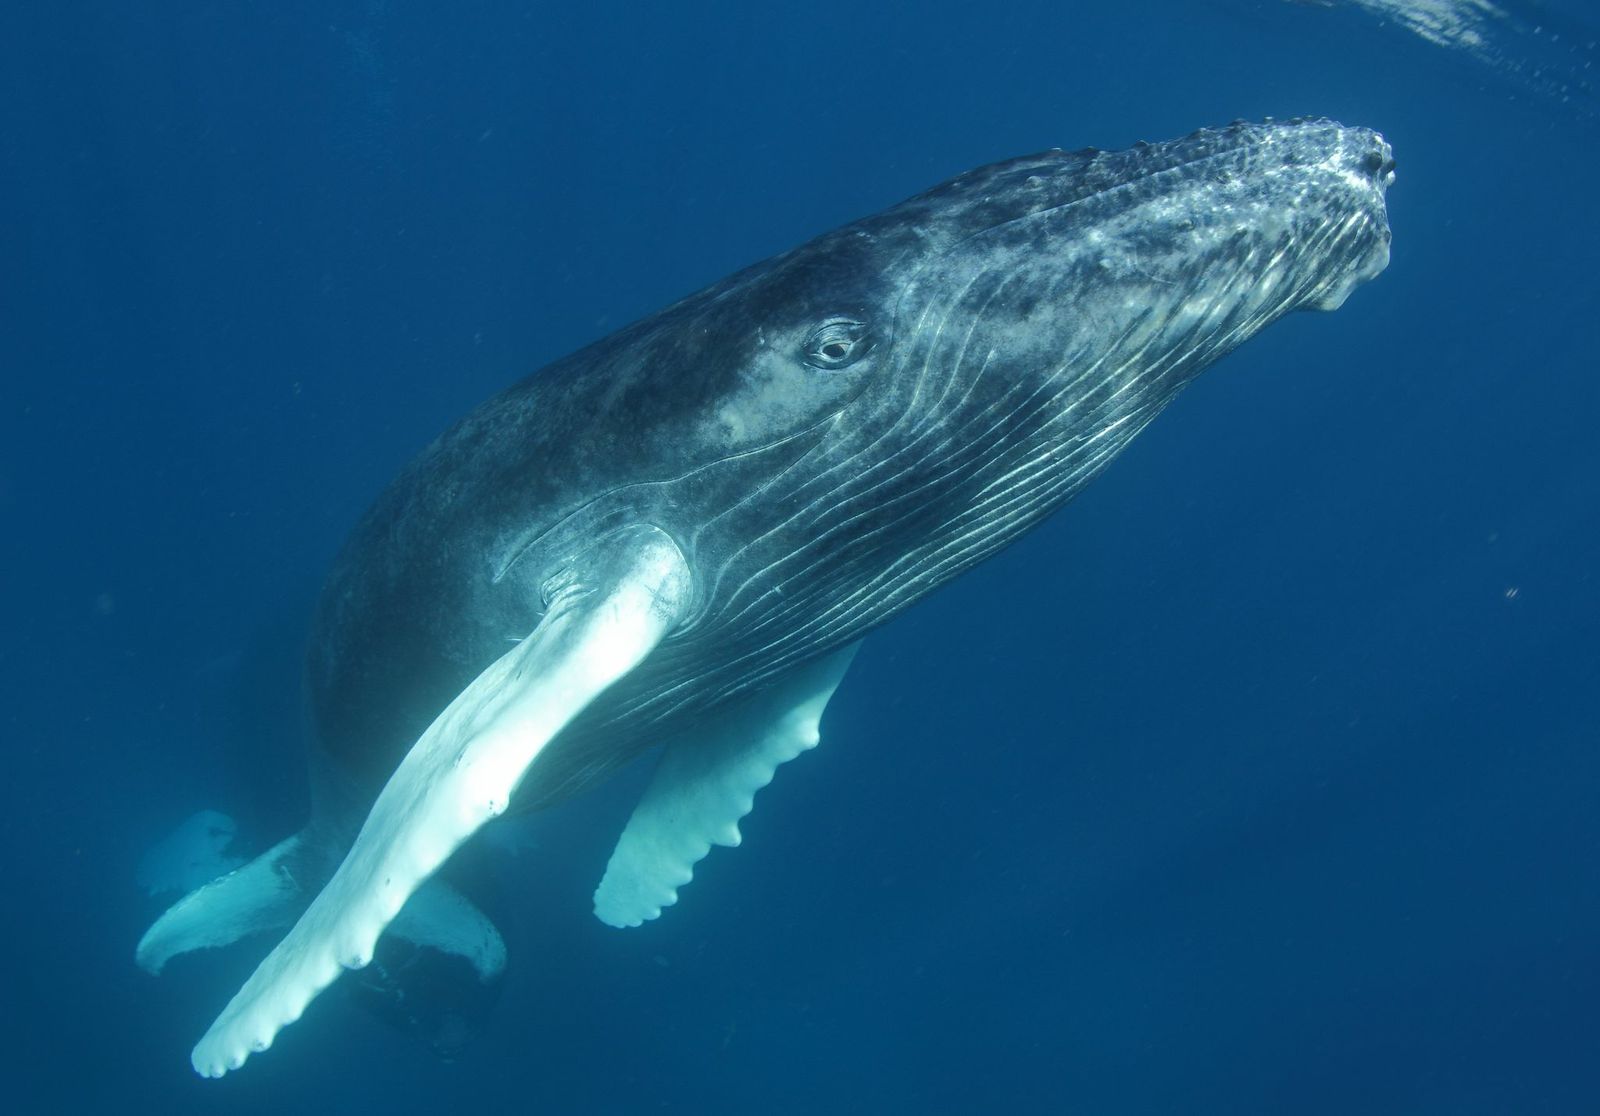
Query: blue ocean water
[{"left": 3, "top": 1, "right": 1597, "bottom": 1112}]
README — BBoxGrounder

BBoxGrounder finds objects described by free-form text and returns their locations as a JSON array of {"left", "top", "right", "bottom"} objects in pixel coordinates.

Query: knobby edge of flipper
[
  {"left": 594, "top": 642, "right": 859, "bottom": 928},
  {"left": 189, "top": 525, "right": 692, "bottom": 1078},
  {"left": 138, "top": 825, "right": 506, "bottom": 985}
]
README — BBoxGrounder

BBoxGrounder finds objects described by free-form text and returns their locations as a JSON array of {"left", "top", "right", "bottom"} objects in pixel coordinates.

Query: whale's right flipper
[{"left": 189, "top": 525, "right": 693, "bottom": 1078}]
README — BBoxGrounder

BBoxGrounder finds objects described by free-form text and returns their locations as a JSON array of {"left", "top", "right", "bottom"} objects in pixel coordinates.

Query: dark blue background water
[{"left": 4, "top": 2, "right": 1597, "bottom": 1112}]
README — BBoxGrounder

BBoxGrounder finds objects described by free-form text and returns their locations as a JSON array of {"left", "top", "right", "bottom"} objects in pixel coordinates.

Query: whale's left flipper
[
  {"left": 189, "top": 526, "right": 692, "bottom": 1078},
  {"left": 593, "top": 642, "right": 858, "bottom": 928}
]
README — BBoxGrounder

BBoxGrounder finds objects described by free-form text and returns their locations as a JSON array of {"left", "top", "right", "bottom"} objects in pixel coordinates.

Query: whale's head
[
  {"left": 838, "top": 117, "right": 1396, "bottom": 449},
  {"left": 666, "top": 118, "right": 1393, "bottom": 643},
  {"left": 496, "top": 120, "right": 1392, "bottom": 665},
  {"left": 838, "top": 117, "right": 1395, "bottom": 522}
]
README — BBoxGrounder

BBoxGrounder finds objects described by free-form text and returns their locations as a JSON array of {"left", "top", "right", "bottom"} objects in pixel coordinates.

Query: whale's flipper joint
[
  {"left": 594, "top": 642, "right": 859, "bottom": 928},
  {"left": 189, "top": 525, "right": 693, "bottom": 1078}
]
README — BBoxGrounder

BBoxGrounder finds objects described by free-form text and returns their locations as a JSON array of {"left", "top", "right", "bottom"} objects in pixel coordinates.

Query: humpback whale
[{"left": 138, "top": 117, "right": 1395, "bottom": 1076}]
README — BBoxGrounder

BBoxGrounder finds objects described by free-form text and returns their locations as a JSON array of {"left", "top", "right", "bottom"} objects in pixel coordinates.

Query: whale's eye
[{"left": 802, "top": 319, "right": 873, "bottom": 371}]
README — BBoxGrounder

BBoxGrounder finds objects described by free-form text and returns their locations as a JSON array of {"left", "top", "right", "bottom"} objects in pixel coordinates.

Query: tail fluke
[{"left": 137, "top": 829, "right": 307, "bottom": 975}]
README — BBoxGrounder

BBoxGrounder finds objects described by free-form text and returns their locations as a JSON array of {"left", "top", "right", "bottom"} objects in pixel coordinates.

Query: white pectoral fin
[
  {"left": 593, "top": 642, "right": 859, "bottom": 929},
  {"left": 190, "top": 526, "right": 692, "bottom": 1078}
]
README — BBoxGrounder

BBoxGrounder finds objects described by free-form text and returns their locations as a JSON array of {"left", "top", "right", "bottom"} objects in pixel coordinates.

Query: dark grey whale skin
[{"left": 305, "top": 118, "right": 1394, "bottom": 815}]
